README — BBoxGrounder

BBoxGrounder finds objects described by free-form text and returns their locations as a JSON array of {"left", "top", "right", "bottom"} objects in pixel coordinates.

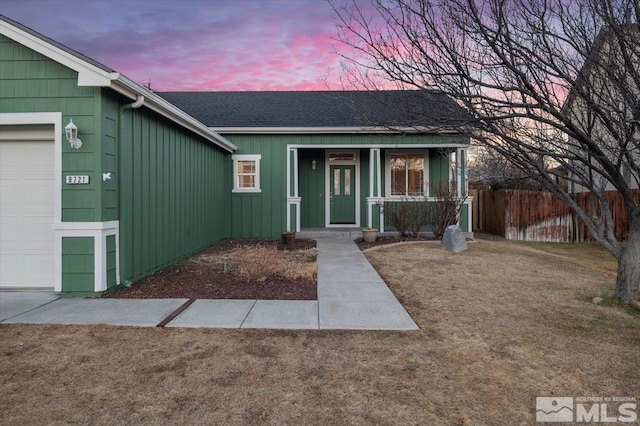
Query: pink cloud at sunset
[{"left": 0, "top": 0, "right": 376, "bottom": 91}]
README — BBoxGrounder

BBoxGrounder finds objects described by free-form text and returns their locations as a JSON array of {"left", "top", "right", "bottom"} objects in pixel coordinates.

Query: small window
[
  {"left": 329, "top": 152, "right": 356, "bottom": 161},
  {"left": 390, "top": 153, "right": 424, "bottom": 196},
  {"left": 232, "top": 154, "right": 261, "bottom": 193}
]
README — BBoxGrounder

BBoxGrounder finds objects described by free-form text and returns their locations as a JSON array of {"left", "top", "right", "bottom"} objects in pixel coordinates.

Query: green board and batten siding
[
  {"left": 117, "top": 102, "right": 231, "bottom": 284},
  {"left": 1, "top": 35, "right": 232, "bottom": 293},
  {"left": 225, "top": 134, "right": 466, "bottom": 235},
  {"left": 1, "top": 34, "right": 103, "bottom": 294},
  {"left": 0, "top": 34, "right": 102, "bottom": 223}
]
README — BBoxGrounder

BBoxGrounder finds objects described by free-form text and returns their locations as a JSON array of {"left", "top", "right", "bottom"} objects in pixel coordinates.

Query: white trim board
[
  {"left": 287, "top": 143, "right": 470, "bottom": 149},
  {"left": 53, "top": 221, "right": 120, "bottom": 293}
]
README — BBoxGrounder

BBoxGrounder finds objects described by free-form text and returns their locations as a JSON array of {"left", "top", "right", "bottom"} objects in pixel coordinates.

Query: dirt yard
[
  {"left": 105, "top": 239, "right": 318, "bottom": 300},
  {"left": 1, "top": 240, "right": 638, "bottom": 424}
]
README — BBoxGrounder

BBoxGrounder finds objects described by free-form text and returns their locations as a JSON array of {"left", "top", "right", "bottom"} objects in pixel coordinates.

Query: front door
[{"left": 329, "top": 165, "right": 356, "bottom": 224}]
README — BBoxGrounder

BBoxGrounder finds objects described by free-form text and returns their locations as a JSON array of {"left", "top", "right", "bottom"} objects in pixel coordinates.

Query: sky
[{"left": 1, "top": 0, "right": 369, "bottom": 91}]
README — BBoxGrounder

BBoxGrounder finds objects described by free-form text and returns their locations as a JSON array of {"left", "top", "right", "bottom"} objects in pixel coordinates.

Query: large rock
[{"left": 442, "top": 225, "right": 468, "bottom": 253}]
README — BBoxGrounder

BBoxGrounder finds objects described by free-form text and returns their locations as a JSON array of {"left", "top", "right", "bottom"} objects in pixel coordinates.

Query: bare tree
[
  {"left": 429, "top": 181, "right": 469, "bottom": 239},
  {"left": 331, "top": 0, "right": 640, "bottom": 303},
  {"left": 469, "top": 146, "right": 538, "bottom": 188}
]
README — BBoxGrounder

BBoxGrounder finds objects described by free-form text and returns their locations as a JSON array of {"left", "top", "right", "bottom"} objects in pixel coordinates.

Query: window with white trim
[
  {"left": 232, "top": 154, "right": 261, "bottom": 193},
  {"left": 389, "top": 153, "right": 425, "bottom": 196}
]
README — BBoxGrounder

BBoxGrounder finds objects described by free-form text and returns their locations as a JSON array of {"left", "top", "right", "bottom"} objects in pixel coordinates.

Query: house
[
  {"left": 0, "top": 15, "right": 472, "bottom": 296},
  {"left": 159, "top": 91, "right": 473, "bottom": 237},
  {"left": 563, "top": 24, "right": 639, "bottom": 194}
]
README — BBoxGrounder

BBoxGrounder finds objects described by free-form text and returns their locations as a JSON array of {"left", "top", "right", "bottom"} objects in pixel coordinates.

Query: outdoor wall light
[
  {"left": 65, "top": 119, "right": 83, "bottom": 149},
  {"left": 312, "top": 159, "right": 317, "bottom": 170}
]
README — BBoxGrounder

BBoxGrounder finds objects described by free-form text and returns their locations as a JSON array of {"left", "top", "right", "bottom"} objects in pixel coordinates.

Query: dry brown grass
[
  {"left": 233, "top": 246, "right": 318, "bottom": 282},
  {"left": 1, "top": 241, "right": 638, "bottom": 425}
]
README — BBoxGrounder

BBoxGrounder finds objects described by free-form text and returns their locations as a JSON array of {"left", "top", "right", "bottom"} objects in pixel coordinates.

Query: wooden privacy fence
[{"left": 473, "top": 188, "right": 640, "bottom": 242}]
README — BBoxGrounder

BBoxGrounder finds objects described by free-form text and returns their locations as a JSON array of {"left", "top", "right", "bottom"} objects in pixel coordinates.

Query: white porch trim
[
  {"left": 286, "top": 147, "right": 300, "bottom": 231},
  {"left": 367, "top": 196, "right": 473, "bottom": 234},
  {"left": 53, "top": 221, "right": 120, "bottom": 293},
  {"left": 287, "top": 143, "right": 470, "bottom": 149},
  {"left": 286, "top": 197, "right": 302, "bottom": 232}
]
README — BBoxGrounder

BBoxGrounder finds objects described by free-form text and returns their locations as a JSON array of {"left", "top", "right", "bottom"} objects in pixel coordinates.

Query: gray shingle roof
[{"left": 158, "top": 90, "right": 472, "bottom": 130}]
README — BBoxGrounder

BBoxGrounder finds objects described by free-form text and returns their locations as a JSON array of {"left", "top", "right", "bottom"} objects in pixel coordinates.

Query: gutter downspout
[{"left": 117, "top": 95, "right": 144, "bottom": 286}]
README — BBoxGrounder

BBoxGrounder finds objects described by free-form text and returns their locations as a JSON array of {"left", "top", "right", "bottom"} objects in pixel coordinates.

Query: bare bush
[
  {"left": 233, "top": 245, "right": 287, "bottom": 283},
  {"left": 232, "top": 246, "right": 317, "bottom": 283},
  {"left": 378, "top": 198, "right": 431, "bottom": 237},
  {"left": 429, "top": 181, "right": 468, "bottom": 240}
]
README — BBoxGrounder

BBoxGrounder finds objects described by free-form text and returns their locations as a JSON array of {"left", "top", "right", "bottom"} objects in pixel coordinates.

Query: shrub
[
  {"left": 378, "top": 197, "right": 430, "bottom": 237},
  {"left": 377, "top": 180, "right": 468, "bottom": 239},
  {"left": 233, "top": 245, "right": 286, "bottom": 282},
  {"left": 232, "top": 246, "right": 318, "bottom": 283},
  {"left": 429, "top": 181, "right": 468, "bottom": 240}
]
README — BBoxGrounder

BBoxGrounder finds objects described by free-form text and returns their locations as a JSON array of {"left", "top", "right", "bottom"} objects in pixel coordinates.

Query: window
[
  {"left": 390, "top": 153, "right": 424, "bottom": 196},
  {"left": 232, "top": 154, "right": 261, "bottom": 193},
  {"left": 329, "top": 152, "right": 356, "bottom": 162}
]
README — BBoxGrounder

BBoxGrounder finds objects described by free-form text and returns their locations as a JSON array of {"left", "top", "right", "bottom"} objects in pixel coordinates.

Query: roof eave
[
  {"left": 0, "top": 16, "right": 237, "bottom": 153},
  {"left": 0, "top": 16, "right": 117, "bottom": 86},
  {"left": 111, "top": 77, "right": 237, "bottom": 152},
  {"left": 211, "top": 126, "right": 469, "bottom": 135}
]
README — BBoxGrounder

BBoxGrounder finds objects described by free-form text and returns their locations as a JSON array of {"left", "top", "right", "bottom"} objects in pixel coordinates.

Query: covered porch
[{"left": 285, "top": 145, "right": 472, "bottom": 234}]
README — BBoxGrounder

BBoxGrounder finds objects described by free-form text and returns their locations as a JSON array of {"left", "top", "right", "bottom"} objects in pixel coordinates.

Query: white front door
[{"left": 0, "top": 125, "right": 55, "bottom": 288}]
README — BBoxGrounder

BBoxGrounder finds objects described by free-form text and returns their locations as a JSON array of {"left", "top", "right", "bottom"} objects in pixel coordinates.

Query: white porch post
[
  {"left": 286, "top": 147, "right": 301, "bottom": 232},
  {"left": 455, "top": 148, "right": 462, "bottom": 197},
  {"left": 367, "top": 148, "right": 382, "bottom": 229}
]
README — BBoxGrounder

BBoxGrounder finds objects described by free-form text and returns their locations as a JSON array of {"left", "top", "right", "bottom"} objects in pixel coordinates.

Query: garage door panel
[
  {"left": 23, "top": 254, "right": 55, "bottom": 283},
  {"left": 0, "top": 131, "right": 55, "bottom": 289},
  {"left": 0, "top": 180, "right": 23, "bottom": 212},
  {"left": 0, "top": 254, "right": 21, "bottom": 284},
  {"left": 0, "top": 144, "right": 23, "bottom": 170},
  {"left": 23, "top": 180, "right": 54, "bottom": 211},
  {"left": 0, "top": 217, "right": 21, "bottom": 246},
  {"left": 23, "top": 218, "right": 54, "bottom": 246}
]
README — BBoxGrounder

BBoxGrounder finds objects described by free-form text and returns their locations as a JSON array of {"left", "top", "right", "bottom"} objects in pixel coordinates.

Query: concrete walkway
[{"left": 1, "top": 236, "right": 418, "bottom": 330}]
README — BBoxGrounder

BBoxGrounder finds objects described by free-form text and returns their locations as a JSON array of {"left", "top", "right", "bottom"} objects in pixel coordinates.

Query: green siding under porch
[
  {"left": 106, "top": 234, "right": 117, "bottom": 289},
  {"left": 61, "top": 237, "right": 94, "bottom": 294}
]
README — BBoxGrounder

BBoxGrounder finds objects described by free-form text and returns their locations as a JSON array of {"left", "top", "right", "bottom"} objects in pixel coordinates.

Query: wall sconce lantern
[
  {"left": 65, "top": 119, "right": 83, "bottom": 149},
  {"left": 311, "top": 159, "right": 317, "bottom": 170}
]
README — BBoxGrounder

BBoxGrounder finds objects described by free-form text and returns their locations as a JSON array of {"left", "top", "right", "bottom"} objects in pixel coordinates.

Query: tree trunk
[{"left": 615, "top": 214, "right": 640, "bottom": 304}]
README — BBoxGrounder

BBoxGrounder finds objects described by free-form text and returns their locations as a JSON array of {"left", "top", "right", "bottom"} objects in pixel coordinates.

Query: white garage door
[{"left": 0, "top": 125, "right": 55, "bottom": 289}]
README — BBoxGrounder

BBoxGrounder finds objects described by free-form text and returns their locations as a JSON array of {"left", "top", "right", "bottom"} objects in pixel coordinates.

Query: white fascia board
[
  {"left": 212, "top": 126, "right": 468, "bottom": 135},
  {"left": 0, "top": 19, "right": 116, "bottom": 87},
  {"left": 110, "top": 77, "right": 237, "bottom": 153},
  {"left": 287, "top": 143, "right": 471, "bottom": 149},
  {"left": 0, "top": 19, "right": 236, "bottom": 153}
]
